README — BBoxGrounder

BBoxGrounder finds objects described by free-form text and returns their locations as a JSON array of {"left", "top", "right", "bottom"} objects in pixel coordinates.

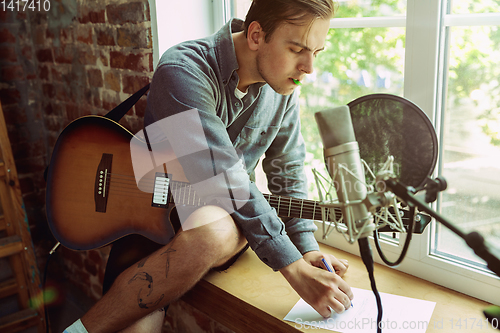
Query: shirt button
[
  {"left": 261, "top": 131, "right": 266, "bottom": 135},
  {"left": 235, "top": 102, "right": 240, "bottom": 107}
]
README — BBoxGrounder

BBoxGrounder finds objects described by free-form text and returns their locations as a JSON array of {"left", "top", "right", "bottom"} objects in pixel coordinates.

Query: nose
[{"left": 298, "top": 53, "right": 314, "bottom": 74}]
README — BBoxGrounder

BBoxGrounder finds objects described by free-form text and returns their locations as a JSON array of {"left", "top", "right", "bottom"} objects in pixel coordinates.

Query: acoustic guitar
[{"left": 45, "top": 115, "right": 428, "bottom": 251}]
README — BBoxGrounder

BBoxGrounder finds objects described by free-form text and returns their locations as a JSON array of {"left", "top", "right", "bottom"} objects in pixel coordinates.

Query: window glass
[
  {"left": 231, "top": 0, "right": 252, "bottom": 20},
  {"left": 433, "top": 24, "right": 500, "bottom": 268},
  {"left": 300, "top": 26, "right": 406, "bottom": 197},
  {"left": 451, "top": 0, "right": 500, "bottom": 14},
  {"left": 335, "top": 0, "right": 406, "bottom": 18},
  {"left": 231, "top": 0, "right": 408, "bottom": 20}
]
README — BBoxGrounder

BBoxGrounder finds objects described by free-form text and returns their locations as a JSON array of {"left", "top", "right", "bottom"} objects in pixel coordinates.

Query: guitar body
[{"left": 46, "top": 116, "right": 178, "bottom": 250}]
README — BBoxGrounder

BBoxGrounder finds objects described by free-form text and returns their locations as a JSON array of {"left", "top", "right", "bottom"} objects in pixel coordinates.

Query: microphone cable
[
  {"left": 358, "top": 237, "right": 383, "bottom": 333},
  {"left": 373, "top": 205, "right": 416, "bottom": 267}
]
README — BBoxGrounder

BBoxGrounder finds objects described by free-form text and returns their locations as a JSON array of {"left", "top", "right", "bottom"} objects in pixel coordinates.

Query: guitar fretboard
[
  {"left": 166, "top": 180, "right": 341, "bottom": 222},
  {"left": 262, "top": 193, "right": 342, "bottom": 222}
]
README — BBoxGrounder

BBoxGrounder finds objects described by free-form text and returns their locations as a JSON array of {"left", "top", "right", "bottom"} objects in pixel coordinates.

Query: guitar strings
[
  {"left": 101, "top": 173, "right": 342, "bottom": 221},
  {"left": 106, "top": 174, "right": 201, "bottom": 207}
]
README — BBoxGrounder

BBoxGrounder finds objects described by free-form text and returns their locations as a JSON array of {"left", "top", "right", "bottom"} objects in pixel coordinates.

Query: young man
[{"left": 64, "top": 1, "right": 353, "bottom": 332}]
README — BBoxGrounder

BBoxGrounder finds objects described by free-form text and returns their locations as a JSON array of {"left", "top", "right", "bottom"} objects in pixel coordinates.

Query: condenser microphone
[{"left": 314, "top": 106, "right": 375, "bottom": 240}]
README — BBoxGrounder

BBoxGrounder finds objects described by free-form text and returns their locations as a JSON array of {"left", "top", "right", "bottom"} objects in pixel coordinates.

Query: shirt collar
[
  {"left": 215, "top": 18, "right": 266, "bottom": 92},
  {"left": 215, "top": 18, "right": 242, "bottom": 86}
]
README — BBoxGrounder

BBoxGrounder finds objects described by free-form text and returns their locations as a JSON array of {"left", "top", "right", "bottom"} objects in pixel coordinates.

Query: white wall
[{"left": 149, "top": 0, "right": 216, "bottom": 69}]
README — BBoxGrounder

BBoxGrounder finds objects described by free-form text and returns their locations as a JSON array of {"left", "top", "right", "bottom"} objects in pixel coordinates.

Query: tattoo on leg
[
  {"left": 137, "top": 256, "right": 148, "bottom": 268},
  {"left": 129, "top": 272, "right": 164, "bottom": 309},
  {"left": 161, "top": 244, "right": 176, "bottom": 279}
]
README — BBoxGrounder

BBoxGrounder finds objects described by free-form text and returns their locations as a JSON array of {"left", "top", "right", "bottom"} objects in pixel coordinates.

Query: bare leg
[{"left": 81, "top": 205, "right": 247, "bottom": 333}]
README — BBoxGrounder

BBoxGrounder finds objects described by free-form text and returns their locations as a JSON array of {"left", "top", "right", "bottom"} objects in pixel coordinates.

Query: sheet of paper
[{"left": 284, "top": 287, "right": 436, "bottom": 332}]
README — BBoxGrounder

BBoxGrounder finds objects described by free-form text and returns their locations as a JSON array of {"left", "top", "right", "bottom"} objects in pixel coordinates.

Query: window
[
  {"left": 433, "top": 0, "right": 500, "bottom": 279},
  {"left": 149, "top": 0, "right": 216, "bottom": 68},
  {"left": 221, "top": 0, "right": 500, "bottom": 304}
]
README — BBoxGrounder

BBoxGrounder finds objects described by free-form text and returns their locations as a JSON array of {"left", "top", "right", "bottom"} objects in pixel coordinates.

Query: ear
[{"left": 247, "top": 21, "right": 265, "bottom": 51}]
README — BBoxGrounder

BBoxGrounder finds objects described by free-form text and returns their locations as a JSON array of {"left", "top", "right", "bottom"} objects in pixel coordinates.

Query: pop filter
[
  {"left": 347, "top": 94, "right": 438, "bottom": 189},
  {"left": 312, "top": 93, "right": 437, "bottom": 242}
]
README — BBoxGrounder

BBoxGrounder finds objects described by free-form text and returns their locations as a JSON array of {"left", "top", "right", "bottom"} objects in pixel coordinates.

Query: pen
[
  {"left": 321, "top": 258, "right": 353, "bottom": 308},
  {"left": 292, "top": 78, "right": 302, "bottom": 85}
]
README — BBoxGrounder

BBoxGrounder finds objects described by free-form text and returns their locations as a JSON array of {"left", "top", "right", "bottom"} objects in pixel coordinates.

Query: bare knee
[
  {"left": 181, "top": 205, "right": 247, "bottom": 264},
  {"left": 181, "top": 205, "right": 233, "bottom": 231}
]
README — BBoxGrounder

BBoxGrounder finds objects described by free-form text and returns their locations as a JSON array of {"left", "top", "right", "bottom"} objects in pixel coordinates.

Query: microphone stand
[{"left": 383, "top": 177, "right": 500, "bottom": 330}]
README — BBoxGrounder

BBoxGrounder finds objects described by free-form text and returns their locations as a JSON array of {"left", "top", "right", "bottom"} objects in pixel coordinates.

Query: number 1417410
[
  {"left": 1, "top": 0, "right": 50, "bottom": 12},
  {"left": 448, "top": 317, "right": 499, "bottom": 330}
]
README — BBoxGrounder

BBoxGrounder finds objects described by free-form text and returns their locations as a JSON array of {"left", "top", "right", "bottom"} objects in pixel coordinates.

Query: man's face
[{"left": 255, "top": 18, "right": 330, "bottom": 95}]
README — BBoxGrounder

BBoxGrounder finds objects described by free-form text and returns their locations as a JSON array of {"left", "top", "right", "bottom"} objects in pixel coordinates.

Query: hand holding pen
[
  {"left": 322, "top": 258, "right": 354, "bottom": 311},
  {"left": 282, "top": 252, "right": 353, "bottom": 317}
]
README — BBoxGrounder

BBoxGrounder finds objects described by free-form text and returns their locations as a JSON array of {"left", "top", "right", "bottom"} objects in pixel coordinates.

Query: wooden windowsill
[{"left": 182, "top": 243, "right": 496, "bottom": 333}]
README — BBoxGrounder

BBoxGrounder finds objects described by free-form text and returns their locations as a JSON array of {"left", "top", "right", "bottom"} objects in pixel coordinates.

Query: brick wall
[
  {"left": 1, "top": 6, "right": 48, "bottom": 237},
  {"left": 1, "top": 1, "right": 235, "bottom": 331},
  {"left": 0, "top": 0, "right": 153, "bottom": 299},
  {"left": 1, "top": 1, "right": 153, "bottom": 229}
]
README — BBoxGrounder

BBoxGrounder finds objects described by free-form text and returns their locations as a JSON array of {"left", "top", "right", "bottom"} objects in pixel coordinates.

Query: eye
[
  {"left": 313, "top": 50, "right": 323, "bottom": 58},
  {"left": 290, "top": 48, "right": 302, "bottom": 54}
]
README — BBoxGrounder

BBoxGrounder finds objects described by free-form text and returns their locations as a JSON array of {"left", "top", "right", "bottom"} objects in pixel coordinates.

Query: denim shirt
[{"left": 144, "top": 19, "right": 319, "bottom": 270}]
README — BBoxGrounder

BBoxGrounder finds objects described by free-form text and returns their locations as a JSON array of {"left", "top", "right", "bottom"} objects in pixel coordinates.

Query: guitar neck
[
  {"left": 263, "top": 193, "right": 340, "bottom": 222},
  {"left": 160, "top": 175, "right": 431, "bottom": 234},
  {"left": 167, "top": 179, "right": 339, "bottom": 222}
]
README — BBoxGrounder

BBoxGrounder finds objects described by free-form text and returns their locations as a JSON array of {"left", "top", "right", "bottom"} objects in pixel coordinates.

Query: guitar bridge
[
  {"left": 95, "top": 153, "right": 112, "bottom": 213},
  {"left": 152, "top": 172, "right": 171, "bottom": 208}
]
